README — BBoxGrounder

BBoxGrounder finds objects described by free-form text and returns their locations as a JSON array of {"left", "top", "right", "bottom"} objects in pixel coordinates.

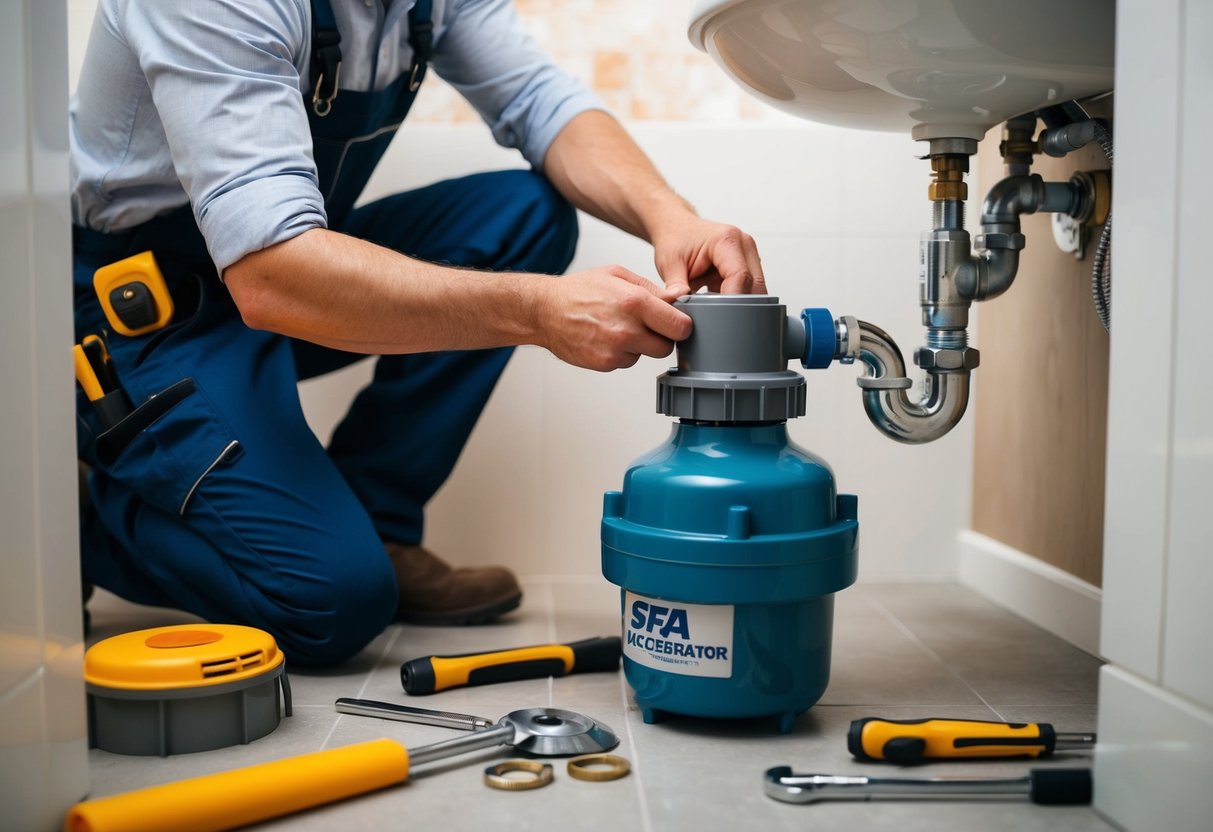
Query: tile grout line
[
  {"left": 619, "top": 673, "right": 655, "bottom": 832},
  {"left": 862, "top": 593, "right": 1007, "bottom": 721},
  {"left": 318, "top": 626, "right": 403, "bottom": 751}
]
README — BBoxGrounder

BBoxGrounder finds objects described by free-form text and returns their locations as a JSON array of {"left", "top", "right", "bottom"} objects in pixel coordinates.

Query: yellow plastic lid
[{"left": 85, "top": 624, "right": 284, "bottom": 691}]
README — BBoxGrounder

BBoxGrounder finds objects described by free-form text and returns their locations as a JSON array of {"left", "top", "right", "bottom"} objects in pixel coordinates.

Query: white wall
[
  {"left": 1093, "top": 1, "right": 1213, "bottom": 829},
  {"left": 67, "top": 1, "right": 973, "bottom": 582},
  {"left": 301, "top": 123, "right": 973, "bottom": 580},
  {"left": 1, "top": 2, "right": 90, "bottom": 829}
]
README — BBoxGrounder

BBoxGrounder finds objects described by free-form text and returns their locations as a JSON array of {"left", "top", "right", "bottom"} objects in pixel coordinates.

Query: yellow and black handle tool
[
  {"left": 848, "top": 717, "right": 1097, "bottom": 765},
  {"left": 400, "top": 636, "right": 621, "bottom": 695},
  {"left": 93, "top": 250, "right": 175, "bottom": 336},
  {"left": 74, "top": 339, "right": 130, "bottom": 430}
]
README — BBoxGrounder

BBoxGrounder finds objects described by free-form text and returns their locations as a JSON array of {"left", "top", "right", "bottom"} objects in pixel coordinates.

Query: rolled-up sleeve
[
  {"left": 117, "top": 0, "right": 324, "bottom": 272},
  {"left": 432, "top": 0, "right": 608, "bottom": 168}
]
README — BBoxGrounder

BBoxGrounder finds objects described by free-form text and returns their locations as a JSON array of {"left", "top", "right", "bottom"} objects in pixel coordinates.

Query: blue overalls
[{"left": 72, "top": 0, "right": 579, "bottom": 666}]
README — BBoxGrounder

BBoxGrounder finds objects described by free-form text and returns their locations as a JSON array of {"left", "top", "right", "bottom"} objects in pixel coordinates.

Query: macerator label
[{"left": 623, "top": 591, "right": 734, "bottom": 679}]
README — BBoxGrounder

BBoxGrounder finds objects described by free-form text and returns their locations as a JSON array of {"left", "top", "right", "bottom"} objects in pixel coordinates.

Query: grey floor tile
[
  {"left": 821, "top": 606, "right": 988, "bottom": 707},
  {"left": 860, "top": 582, "right": 1102, "bottom": 712},
  {"left": 85, "top": 705, "right": 337, "bottom": 797}
]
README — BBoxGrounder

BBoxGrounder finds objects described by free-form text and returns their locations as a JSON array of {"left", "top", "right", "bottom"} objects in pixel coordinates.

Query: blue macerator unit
[{"left": 601, "top": 294, "right": 858, "bottom": 734}]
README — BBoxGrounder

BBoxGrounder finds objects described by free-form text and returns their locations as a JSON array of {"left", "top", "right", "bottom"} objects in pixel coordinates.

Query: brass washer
[
  {"left": 566, "top": 753, "right": 631, "bottom": 782},
  {"left": 483, "top": 759, "right": 554, "bottom": 791}
]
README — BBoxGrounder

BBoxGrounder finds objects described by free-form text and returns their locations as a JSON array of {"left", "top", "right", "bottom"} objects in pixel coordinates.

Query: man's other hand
[
  {"left": 535, "top": 266, "right": 693, "bottom": 371},
  {"left": 651, "top": 215, "right": 767, "bottom": 297}
]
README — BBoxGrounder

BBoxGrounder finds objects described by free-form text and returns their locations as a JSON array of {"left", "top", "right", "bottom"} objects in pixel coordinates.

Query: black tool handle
[
  {"left": 1029, "top": 768, "right": 1093, "bottom": 805},
  {"left": 401, "top": 636, "right": 622, "bottom": 695}
]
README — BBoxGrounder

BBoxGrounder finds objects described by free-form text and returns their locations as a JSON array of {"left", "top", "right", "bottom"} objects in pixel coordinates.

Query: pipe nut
[
  {"left": 914, "top": 346, "right": 981, "bottom": 371},
  {"left": 975, "top": 232, "right": 1026, "bottom": 251},
  {"left": 929, "top": 180, "right": 968, "bottom": 201}
]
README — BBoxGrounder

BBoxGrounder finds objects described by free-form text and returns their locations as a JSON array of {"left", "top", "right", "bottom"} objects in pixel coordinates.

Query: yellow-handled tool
[
  {"left": 68, "top": 703, "right": 618, "bottom": 831},
  {"left": 848, "top": 717, "right": 1096, "bottom": 765},
  {"left": 400, "top": 636, "right": 621, "bottom": 694},
  {"left": 66, "top": 739, "right": 409, "bottom": 832},
  {"left": 74, "top": 337, "right": 131, "bottom": 430}
]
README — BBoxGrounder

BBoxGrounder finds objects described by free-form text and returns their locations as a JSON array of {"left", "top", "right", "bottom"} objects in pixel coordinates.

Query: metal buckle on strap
[
  {"left": 311, "top": 62, "right": 341, "bottom": 117},
  {"left": 407, "top": 60, "right": 427, "bottom": 92}
]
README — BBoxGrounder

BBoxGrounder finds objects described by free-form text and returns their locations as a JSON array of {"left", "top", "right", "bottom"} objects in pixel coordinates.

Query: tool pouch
[{"left": 96, "top": 378, "right": 243, "bottom": 516}]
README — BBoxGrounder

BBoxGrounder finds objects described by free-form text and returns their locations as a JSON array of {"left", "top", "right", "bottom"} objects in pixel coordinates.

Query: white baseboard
[
  {"left": 957, "top": 530, "right": 1102, "bottom": 656},
  {"left": 1095, "top": 665, "right": 1213, "bottom": 832}
]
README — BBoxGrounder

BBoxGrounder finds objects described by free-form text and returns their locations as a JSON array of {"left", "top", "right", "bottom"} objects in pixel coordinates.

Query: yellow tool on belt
[
  {"left": 400, "top": 636, "right": 621, "bottom": 694},
  {"left": 93, "top": 250, "right": 175, "bottom": 336},
  {"left": 73, "top": 334, "right": 131, "bottom": 430},
  {"left": 848, "top": 717, "right": 1097, "bottom": 764}
]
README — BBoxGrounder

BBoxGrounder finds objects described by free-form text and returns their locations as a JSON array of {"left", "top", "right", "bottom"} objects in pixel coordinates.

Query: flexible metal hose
[{"left": 1091, "top": 122, "right": 1113, "bottom": 331}]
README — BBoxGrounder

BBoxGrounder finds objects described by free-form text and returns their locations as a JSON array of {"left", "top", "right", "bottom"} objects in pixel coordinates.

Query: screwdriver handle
[
  {"left": 65, "top": 739, "right": 409, "bottom": 832},
  {"left": 849, "top": 717, "right": 1065, "bottom": 764},
  {"left": 400, "top": 636, "right": 621, "bottom": 695}
]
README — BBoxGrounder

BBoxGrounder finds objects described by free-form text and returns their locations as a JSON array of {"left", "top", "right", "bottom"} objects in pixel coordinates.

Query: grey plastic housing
[
  {"left": 86, "top": 662, "right": 291, "bottom": 756},
  {"left": 657, "top": 295, "right": 806, "bottom": 422}
]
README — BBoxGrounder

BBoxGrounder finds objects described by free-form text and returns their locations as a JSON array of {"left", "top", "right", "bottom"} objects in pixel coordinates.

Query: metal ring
[
  {"left": 566, "top": 754, "right": 631, "bottom": 782},
  {"left": 483, "top": 759, "right": 554, "bottom": 791}
]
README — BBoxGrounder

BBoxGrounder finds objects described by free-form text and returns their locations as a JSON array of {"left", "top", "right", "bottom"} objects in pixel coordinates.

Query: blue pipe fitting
[{"left": 800, "top": 307, "right": 836, "bottom": 369}]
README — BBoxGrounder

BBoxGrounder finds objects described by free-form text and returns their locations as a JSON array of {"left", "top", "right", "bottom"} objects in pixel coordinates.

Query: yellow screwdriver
[{"left": 848, "top": 717, "right": 1096, "bottom": 765}]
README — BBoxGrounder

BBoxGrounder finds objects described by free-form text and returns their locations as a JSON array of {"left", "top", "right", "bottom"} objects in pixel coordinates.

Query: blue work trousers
[{"left": 75, "top": 170, "right": 578, "bottom": 666}]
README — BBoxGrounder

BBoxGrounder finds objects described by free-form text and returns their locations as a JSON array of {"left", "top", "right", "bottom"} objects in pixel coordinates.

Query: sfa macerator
[{"left": 601, "top": 294, "right": 861, "bottom": 734}]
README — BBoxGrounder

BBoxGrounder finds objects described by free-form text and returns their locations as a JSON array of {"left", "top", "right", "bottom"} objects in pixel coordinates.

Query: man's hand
[
  {"left": 533, "top": 266, "right": 693, "bottom": 371},
  {"left": 543, "top": 112, "right": 767, "bottom": 297},
  {"left": 650, "top": 213, "right": 767, "bottom": 298}
]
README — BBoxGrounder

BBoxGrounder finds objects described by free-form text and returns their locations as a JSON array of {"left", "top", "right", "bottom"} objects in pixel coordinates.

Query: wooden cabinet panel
[{"left": 970, "top": 127, "right": 1111, "bottom": 586}]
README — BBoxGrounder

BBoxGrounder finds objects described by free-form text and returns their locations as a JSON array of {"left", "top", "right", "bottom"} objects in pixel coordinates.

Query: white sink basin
[{"left": 689, "top": 0, "right": 1114, "bottom": 140}]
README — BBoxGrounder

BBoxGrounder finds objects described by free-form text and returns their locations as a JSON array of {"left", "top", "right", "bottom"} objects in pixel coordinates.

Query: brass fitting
[
  {"left": 1087, "top": 169, "right": 1112, "bottom": 226},
  {"left": 928, "top": 155, "right": 969, "bottom": 201},
  {"left": 999, "top": 115, "right": 1038, "bottom": 171}
]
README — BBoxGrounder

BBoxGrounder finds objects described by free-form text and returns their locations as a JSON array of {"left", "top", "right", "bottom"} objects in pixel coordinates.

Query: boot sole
[{"left": 397, "top": 591, "right": 523, "bottom": 626}]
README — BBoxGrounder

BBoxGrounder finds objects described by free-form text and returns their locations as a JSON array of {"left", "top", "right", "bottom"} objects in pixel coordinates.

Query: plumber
[{"left": 71, "top": 0, "right": 765, "bottom": 664}]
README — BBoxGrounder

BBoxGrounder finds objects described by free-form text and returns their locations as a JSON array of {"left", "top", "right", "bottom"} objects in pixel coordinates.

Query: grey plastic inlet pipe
[
  {"left": 954, "top": 174, "right": 1084, "bottom": 302},
  {"left": 853, "top": 320, "right": 970, "bottom": 444}
]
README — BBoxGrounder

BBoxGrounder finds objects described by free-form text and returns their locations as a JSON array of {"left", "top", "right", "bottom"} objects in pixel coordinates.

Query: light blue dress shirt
[{"left": 70, "top": 0, "right": 604, "bottom": 272}]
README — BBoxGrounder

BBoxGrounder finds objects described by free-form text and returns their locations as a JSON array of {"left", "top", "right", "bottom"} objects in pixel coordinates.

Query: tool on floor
[
  {"left": 400, "top": 635, "right": 621, "bottom": 694},
  {"left": 85, "top": 624, "right": 291, "bottom": 757},
  {"left": 602, "top": 294, "right": 859, "bottom": 733},
  {"left": 567, "top": 753, "right": 631, "bottom": 782},
  {"left": 849, "top": 717, "right": 1097, "bottom": 764},
  {"left": 764, "top": 765, "right": 1093, "bottom": 806},
  {"left": 93, "top": 250, "right": 175, "bottom": 336},
  {"left": 66, "top": 701, "right": 619, "bottom": 832},
  {"left": 334, "top": 698, "right": 620, "bottom": 757},
  {"left": 73, "top": 338, "right": 130, "bottom": 430},
  {"left": 483, "top": 760, "right": 554, "bottom": 791}
]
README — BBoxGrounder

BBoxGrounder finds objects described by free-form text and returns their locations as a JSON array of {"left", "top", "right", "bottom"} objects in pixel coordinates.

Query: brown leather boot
[{"left": 386, "top": 542, "right": 522, "bottom": 625}]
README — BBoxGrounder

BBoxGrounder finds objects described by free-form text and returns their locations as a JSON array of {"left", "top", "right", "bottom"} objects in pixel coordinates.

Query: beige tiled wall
[{"left": 412, "top": 0, "right": 781, "bottom": 124}]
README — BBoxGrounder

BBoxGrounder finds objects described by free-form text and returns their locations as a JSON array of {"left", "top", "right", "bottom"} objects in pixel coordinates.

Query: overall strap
[
  {"left": 309, "top": 0, "right": 342, "bottom": 116},
  {"left": 407, "top": 0, "right": 434, "bottom": 91}
]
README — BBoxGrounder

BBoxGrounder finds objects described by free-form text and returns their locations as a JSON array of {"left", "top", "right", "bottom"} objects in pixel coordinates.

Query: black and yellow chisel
[
  {"left": 848, "top": 717, "right": 1097, "bottom": 765},
  {"left": 400, "top": 636, "right": 621, "bottom": 695}
]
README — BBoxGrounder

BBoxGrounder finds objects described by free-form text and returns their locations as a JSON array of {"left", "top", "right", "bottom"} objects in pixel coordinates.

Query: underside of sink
[{"left": 690, "top": 0, "right": 1115, "bottom": 140}]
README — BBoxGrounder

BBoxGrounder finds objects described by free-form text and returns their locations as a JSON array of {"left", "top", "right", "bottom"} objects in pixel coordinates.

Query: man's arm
[
  {"left": 542, "top": 110, "right": 767, "bottom": 297},
  {"left": 224, "top": 229, "right": 691, "bottom": 371}
]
